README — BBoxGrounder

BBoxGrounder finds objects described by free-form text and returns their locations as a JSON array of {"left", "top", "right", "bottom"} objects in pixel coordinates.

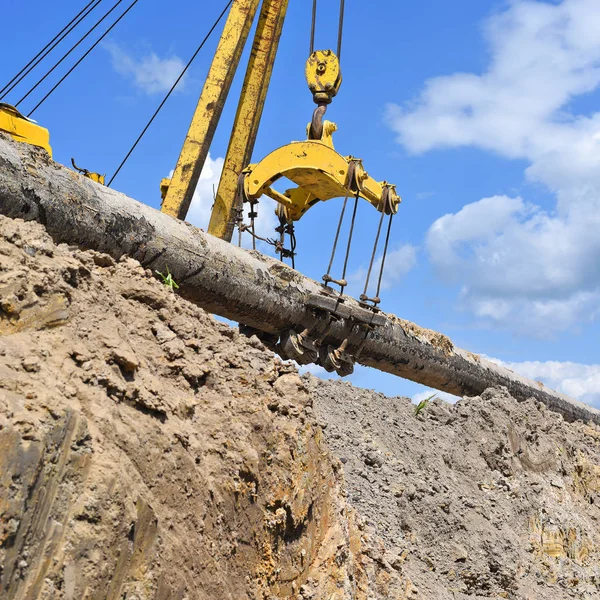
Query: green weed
[
  {"left": 414, "top": 393, "right": 436, "bottom": 417},
  {"left": 156, "top": 266, "right": 179, "bottom": 290}
]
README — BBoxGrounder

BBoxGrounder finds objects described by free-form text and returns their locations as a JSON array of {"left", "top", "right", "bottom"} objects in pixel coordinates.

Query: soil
[
  {"left": 2, "top": 214, "right": 600, "bottom": 599},
  {"left": 308, "top": 378, "right": 600, "bottom": 599},
  {"left": 0, "top": 215, "right": 404, "bottom": 600}
]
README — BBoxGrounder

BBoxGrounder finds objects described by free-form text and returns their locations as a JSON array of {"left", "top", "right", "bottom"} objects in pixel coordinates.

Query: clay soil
[{"left": 1, "top": 215, "right": 600, "bottom": 599}]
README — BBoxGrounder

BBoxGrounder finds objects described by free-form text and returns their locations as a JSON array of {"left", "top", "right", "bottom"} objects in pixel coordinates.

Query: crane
[
  {"left": 1, "top": 0, "right": 597, "bottom": 421},
  {"left": 157, "top": 0, "right": 401, "bottom": 373},
  {"left": 1, "top": 0, "right": 403, "bottom": 376}
]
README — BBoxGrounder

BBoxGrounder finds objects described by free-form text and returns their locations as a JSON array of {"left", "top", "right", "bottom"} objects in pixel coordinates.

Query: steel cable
[
  {"left": 339, "top": 190, "right": 359, "bottom": 295},
  {"left": 0, "top": 0, "right": 103, "bottom": 100},
  {"left": 375, "top": 214, "right": 394, "bottom": 301},
  {"left": 16, "top": 0, "right": 127, "bottom": 109},
  {"left": 27, "top": 0, "right": 141, "bottom": 118},
  {"left": 310, "top": 0, "right": 317, "bottom": 54},
  {"left": 362, "top": 202, "right": 387, "bottom": 299},
  {"left": 309, "top": 0, "right": 344, "bottom": 59},
  {"left": 337, "top": 0, "right": 345, "bottom": 59},
  {"left": 107, "top": 0, "right": 232, "bottom": 187}
]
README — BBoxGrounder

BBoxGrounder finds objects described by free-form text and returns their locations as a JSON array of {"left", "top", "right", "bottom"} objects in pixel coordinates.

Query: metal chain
[
  {"left": 248, "top": 199, "right": 258, "bottom": 250},
  {"left": 275, "top": 215, "right": 297, "bottom": 268},
  {"left": 238, "top": 221, "right": 296, "bottom": 262},
  {"left": 289, "top": 227, "right": 297, "bottom": 269}
]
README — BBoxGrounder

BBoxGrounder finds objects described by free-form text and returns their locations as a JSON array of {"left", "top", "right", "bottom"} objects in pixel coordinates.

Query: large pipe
[{"left": 1, "top": 134, "right": 598, "bottom": 424}]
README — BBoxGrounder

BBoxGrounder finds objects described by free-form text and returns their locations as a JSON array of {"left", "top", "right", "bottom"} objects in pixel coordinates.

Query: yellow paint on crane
[
  {"left": 85, "top": 172, "right": 105, "bottom": 185},
  {"left": 305, "top": 49, "right": 342, "bottom": 104},
  {"left": 161, "top": 0, "right": 261, "bottom": 221},
  {"left": 208, "top": 0, "right": 289, "bottom": 242},
  {"left": 0, "top": 103, "right": 51, "bottom": 157}
]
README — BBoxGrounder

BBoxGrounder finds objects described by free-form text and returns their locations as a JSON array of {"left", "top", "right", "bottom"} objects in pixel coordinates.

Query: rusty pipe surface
[{"left": 1, "top": 134, "right": 598, "bottom": 424}]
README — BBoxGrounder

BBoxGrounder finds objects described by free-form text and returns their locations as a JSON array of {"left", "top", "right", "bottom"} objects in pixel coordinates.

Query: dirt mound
[
  {"left": 0, "top": 216, "right": 404, "bottom": 599},
  {"left": 308, "top": 378, "right": 600, "bottom": 599},
  {"left": 2, "top": 214, "right": 600, "bottom": 600}
]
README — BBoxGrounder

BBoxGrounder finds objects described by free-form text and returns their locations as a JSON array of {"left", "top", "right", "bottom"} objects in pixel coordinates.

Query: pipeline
[{"left": 0, "top": 133, "right": 598, "bottom": 424}]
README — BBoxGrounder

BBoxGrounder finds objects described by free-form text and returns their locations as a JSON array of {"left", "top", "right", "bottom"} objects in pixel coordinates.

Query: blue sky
[{"left": 3, "top": 0, "right": 599, "bottom": 404}]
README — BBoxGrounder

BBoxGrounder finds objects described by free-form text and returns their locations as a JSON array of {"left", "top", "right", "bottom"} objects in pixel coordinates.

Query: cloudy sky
[{"left": 3, "top": 0, "right": 598, "bottom": 405}]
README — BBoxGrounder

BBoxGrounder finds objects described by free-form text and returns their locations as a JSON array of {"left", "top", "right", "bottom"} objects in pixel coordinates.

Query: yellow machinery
[
  {"left": 158, "top": 0, "right": 402, "bottom": 375},
  {"left": 0, "top": 103, "right": 52, "bottom": 157},
  {"left": 70, "top": 157, "right": 106, "bottom": 185},
  {"left": 2, "top": 0, "right": 402, "bottom": 376},
  {"left": 0, "top": 104, "right": 105, "bottom": 184},
  {"left": 160, "top": 0, "right": 400, "bottom": 239}
]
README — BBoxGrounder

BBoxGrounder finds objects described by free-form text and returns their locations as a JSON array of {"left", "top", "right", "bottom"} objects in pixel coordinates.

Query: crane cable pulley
[{"left": 306, "top": 0, "right": 344, "bottom": 140}]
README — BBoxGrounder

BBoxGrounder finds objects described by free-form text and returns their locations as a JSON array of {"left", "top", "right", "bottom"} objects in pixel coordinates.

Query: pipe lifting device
[
  {"left": 156, "top": 0, "right": 402, "bottom": 375},
  {"left": 0, "top": 0, "right": 400, "bottom": 378},
  {"left": 159, "top": 0, "right": 399, "bottom": 240}
]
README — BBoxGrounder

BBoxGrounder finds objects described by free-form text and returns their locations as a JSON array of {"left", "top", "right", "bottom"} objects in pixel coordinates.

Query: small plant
[
  {"left": 156, "top": 266, "right": 179, "bottom": 290},
  {"left": 414, "top": 393, "right": 436, "bottom": 416}
]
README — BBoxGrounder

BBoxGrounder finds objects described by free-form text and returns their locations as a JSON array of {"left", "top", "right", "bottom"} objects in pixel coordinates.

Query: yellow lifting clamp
[
  {"left": 0, "top": 103, "right": 52, "bottom": 157},
  {"left": 234, "top": 48, "right": 399, "bottom": 226},
  {"left": 71, "top": 158, "right": 105, "bottom": 185},
  {"left": 237, "top": 117, "right": 400, "bottom": 223}
]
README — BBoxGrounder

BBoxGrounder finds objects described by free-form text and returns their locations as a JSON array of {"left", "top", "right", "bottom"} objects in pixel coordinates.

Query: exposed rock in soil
[
  {"left": 308, "top": 378, "right": 600, "bottom": 599},
  {"left": 0, "top": 216, "right": 403, "bottom": 599}
]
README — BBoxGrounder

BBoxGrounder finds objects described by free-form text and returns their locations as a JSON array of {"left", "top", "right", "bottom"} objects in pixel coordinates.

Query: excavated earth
[{"left": 1, "top": 215, "right": 600, "bottom": 599}]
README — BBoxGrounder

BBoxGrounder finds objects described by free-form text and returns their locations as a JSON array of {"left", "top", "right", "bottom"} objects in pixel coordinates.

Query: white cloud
[
  {"left": 487, "top": 356, "right": 600, "bottom": 407},
  {"left": 413, "top": 357, "right": 600, "bottom": 407},
  {"left": 386, "top": 0, "right": 600, "bottom": 335},
  {"left": 104, "top": 41, "right": 186, "bottom": 94},
  {"left": 185, "top": 153, "right": 223, "bottom": 231}
]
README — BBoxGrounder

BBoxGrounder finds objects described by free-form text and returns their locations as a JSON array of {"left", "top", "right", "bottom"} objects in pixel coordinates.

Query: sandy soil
[{"left": 2, "top": 214, "right": 600, "bottom": 599}]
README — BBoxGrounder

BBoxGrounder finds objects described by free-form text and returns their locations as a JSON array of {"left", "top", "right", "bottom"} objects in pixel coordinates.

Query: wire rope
[
  {"left": 107, "top": 0, "right": 233, "bottom": 187},
  {"left": 27, "top": 0, "right": 141, "bottom": 118},
  {"left": 309, "top": 0, "right": 317, "bottom": 54},
  {"left": 336, "top": 0, "right": 345, "bottom": 59},
  {"left": 308, "top": 0, "right": 345, "bottom": 59},
  {"left": 0, "top": 0, "right": 103, "bottom": 100},
  {"left": 16, "top": 0, "right": 127, "bottom": 109},
  {"left": 374, "top": 214, "right": 394, "bottom": 301}
]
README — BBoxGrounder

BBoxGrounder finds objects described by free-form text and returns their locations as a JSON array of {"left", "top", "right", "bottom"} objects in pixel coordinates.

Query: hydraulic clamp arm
[{"left": 237, "top": 122, "right": 400, "bottom": 222}]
